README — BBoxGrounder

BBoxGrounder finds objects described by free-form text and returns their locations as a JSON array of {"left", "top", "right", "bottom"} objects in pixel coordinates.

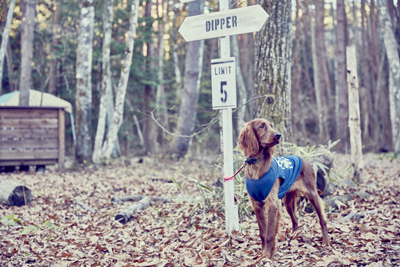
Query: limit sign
[{"left": 211, "top": 57, "right": 237, "bottom": 109}]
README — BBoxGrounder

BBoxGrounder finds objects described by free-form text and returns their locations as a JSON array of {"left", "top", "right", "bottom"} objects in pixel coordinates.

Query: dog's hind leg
[
  {"left": 283, "top": 191, "right": 299, "bottom": 232},
  {"left": 306, "top": 189, "right": 330, "bottom": 245}
]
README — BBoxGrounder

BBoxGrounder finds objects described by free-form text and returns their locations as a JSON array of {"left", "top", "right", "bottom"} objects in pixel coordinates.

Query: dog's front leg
[
  {"left": 251, "top": 198, "right": 268, "bottom": 252},
  {"left": 264, "top": 200, "right": 280, "bottom": 258}
]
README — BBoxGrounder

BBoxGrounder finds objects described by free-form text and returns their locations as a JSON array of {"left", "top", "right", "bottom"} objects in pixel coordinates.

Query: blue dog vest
[{"left": 245, "top": 155, "right": 303, "bottom": 202}]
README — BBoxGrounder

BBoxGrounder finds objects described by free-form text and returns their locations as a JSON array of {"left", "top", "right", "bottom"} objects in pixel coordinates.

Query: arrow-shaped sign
[{"left": 178, "top": 5, "right": 269, "bottom": 42}]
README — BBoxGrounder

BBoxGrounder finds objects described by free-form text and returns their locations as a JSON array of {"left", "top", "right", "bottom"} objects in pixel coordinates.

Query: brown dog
[{"left": 238, "top": 118, "right": 330, "bottom": 259}]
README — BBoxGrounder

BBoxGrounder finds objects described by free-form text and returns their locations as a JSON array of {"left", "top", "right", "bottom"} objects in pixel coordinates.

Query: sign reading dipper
[
  {"left": 179, "top": 5, "right": 269, "bottom": 42},
  {"left": 211, "top": 57, "right": 236, "bottom": 109}
]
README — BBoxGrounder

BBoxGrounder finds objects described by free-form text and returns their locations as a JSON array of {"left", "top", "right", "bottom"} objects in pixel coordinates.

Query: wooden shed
[{"left": 0, "top": 107, "right": 65, "bottom": 169}]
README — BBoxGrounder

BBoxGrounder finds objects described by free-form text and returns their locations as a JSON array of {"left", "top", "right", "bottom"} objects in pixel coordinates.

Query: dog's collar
[{"left": 245, "top": 157, "right": 263, "bottom": 165}]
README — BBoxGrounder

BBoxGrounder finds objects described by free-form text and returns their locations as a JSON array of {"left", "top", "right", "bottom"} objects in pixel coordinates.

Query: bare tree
[
  {"left": 171, "top": 0, "right": 204, "bottom": 158},
  {"left": 93, "top": 0, "right": 114, "bottom": 164},
  {"left": 100, "top": 0, "right": 140, "bottom": 163},
  {"left": 253, "top": 0, "right": 292, "bottom": 146},
  {"left": 75, "top": 0, "right": 94, "bottom": 163},
  {"left": 336, "top": 0, "right": 348, "bottom": 151},
  {"left": 0, "top": 0, "right": 16, "bottom": 95},
  {"left": 378, "top": 0, "right": 400, "bottom": 154},
  {"left": 232, "top": 35, "right": 247, "bottom": 136},
  {"left": 347, "top": 45, "right": 364, "bottom": 183},
  {"left": 19, "top": 0, "right": 37, "bottom": 105},
  {"left": 48, "top": 0, "right": 61, "bottom": 95}
]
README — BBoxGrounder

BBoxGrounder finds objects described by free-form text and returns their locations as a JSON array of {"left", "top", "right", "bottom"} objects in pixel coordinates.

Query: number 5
[{"left": 220, "top": 81, "right": 227, "bottom": 103}]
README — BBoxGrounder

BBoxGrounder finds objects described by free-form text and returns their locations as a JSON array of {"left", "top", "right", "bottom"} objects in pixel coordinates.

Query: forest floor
[{"left": 0, "top": 152, "right": 399, "bottom": 267}]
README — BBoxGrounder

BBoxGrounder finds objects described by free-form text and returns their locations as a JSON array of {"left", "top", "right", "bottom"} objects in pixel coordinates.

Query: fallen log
[
  {"left": 0, "top": 180, "right": 32, "bottom": 206},
  {"left": 113, "top": 195, "right": 202, "bottom": 224},
  {"left": 115, "top": 197, "right": 151, "bottom": 224}
]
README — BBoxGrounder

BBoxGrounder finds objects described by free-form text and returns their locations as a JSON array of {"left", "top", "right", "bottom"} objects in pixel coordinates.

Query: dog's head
[{"left": 238, "top": 119, "right": 281, "bottom": 157}]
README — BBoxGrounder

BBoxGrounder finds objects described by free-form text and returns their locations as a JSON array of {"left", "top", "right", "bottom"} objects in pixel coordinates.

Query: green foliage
[
  {"left": 19, "top": 220, "right": 58, "bottom": 235},
  {"left": 378, "top": 152, "right": 400, "bottom": 161},
  {"left": 1, "top": 214, "right": 22, "bottom": 227}
]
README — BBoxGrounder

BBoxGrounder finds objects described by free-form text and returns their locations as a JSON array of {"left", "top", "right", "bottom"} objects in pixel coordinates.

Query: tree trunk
[
  {"left": 48, "top": 0, "right": 61, "bottom": 95},
  {"left": 336, "top": 0, "right": 348, "bottom": 151},
  {"left": 379, "top": 0, "right": 400, "bottom": 154},
  {"left": 171, "top": 0, "right": 204, "bottom": 158},
  {"left": 360, "top": 0, "right": 375, "bottom": 143},
  {"left": 155, "top": 0, "right": 168, "bottom": 147},
  {"left": 253, "top": 0, "right": 292, "bottom": 150},
  {"left": 143, "top": 0, "right": 158, "bottom": 155},
  {"left": 314, "top": 0, "right": 328, "bottom": 138},
  {"left": 100, "top": 0, "right": 140, "bottom": 163},
  {"left": 310, "top": 9, "right": 324, "bottom": 141},
  {"left": 19, "top": 0, "right": 36, "bottom": 106},
  {"left": 93, "top": 0, "right": 114, "bottom": 164},
  {"left": 0, "top": 0, "right": 16, "bottom": 95},
  {"left": 346, "top": 45, "right": 364, "bottom": 183},
  {"left": 75, "top": 0, "right": 94, "bottom": 163},
  {"left": 232, "top": 35, "right": 247, "bottom": 137}
]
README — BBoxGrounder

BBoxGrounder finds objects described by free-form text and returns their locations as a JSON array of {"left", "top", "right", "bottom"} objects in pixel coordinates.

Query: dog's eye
[
  {"left": 270, "top": 124, "right": 273, "bottom": 128},
  {"left": 259, "top": 124, "right": 265, "bottom": 129}
]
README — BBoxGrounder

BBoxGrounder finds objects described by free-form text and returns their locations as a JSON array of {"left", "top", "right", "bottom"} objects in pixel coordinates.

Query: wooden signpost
[
  {"left": 179, "top": 5, "right": 269, "bottom": 42},
  {"left": 179, "top": 2, "right": 269, "bottom": 234}
]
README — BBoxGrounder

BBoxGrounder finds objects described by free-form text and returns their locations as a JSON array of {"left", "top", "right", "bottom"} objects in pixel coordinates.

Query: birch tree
[
  {"left": 172, "top": 0, "right": 204, "bottom": 158},
  {"left": 0, "top": 0, "right": 16, "bottom": 95},
  {"left": 253, "top": 0, "right": 292, "bottom": 145},
  {"left": 378, "top": 0, "right": 400, "bottom": 154},
  {"left": 19, "top": 0, "right": 37, "bottom": 106},
  {"left": 347, "top": 46, "right": 364, "bottom": 183},
  {"left": 93, "top": 0, "right": 114, "bottom": 164},
  {"left": 99, "top": 0, "right": 140, "bottom": 163},
  {"left": 75, "top": 0, "right": 94, "bottom": 163}
]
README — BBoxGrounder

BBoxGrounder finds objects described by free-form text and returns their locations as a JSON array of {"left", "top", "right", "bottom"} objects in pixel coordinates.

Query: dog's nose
[{"left": 274, "top": 133, "right": 281, "bottom": 140}]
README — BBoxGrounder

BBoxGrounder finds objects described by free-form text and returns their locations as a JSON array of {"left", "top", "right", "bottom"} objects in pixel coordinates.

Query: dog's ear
[{"left": 238, "top": 121, "right": 259, "bottom": 157}]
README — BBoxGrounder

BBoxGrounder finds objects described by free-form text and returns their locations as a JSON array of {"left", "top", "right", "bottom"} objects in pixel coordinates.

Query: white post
[{"left": 219, "top": 0, "right": 239, "bottom": 234}]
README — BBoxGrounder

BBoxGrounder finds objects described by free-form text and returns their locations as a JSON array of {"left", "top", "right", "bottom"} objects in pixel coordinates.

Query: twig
[
  {"left": 111, "top": 194, "right": 201, "bottom": 204},
  {"left": 75, "top": 197, "right": 97, "bottom": 213}
]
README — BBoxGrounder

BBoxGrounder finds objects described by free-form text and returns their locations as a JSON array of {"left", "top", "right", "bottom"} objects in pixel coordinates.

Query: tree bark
[
  {"left": 336, "top": 0, "right": 348, "bottom": 151},
  {"left": 232, "top": 35, "right": 247, "bottom": 137},
  {"left": 0, "top": 0, "right": 16, "bottom": 95},
  {"left": 155, "top": 0, "right": 168, "bottom": 147},
  {"left": 48, "top": 0, "right": 61, "bottom": 95},
  {"left": 171, "top": 0, "right": 204, "bottom": 158},
  {"left": 310, "top": 9, "right": 324, "bottom": 141},
  {"left": 314, "top": 0, "right": 328, "bottom": 138},
  {"left": 93, "top": 0, "right": 114, "bottom": 164},
  {"left": 346, "top": 45, "right": 364, "bottom": 183},
  {"left": 75, "top": 0, "right": 94, "bottom": 163},
  {"left": 19, "top": 0, "right": 36, "bottom": 106},
  {"left": 360, "top": 0, "right": 375, "bottom": 143},
  {"left": 253, "top": 0, "right": 292, "bottom": 149},
  {"left": 142, "top": 0, "right": 158, "bottom": 155},
  {"left": 100, "top": 0, "right": 140, "bottom": 162},
  {"left": 378, "top": 0, "right": 400, "bottom": 154}
]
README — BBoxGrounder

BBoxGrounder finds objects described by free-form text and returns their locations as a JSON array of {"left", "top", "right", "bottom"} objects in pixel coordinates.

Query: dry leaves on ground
[{"left": 0, "top": 154, "right": 399, "bottom": 266}]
